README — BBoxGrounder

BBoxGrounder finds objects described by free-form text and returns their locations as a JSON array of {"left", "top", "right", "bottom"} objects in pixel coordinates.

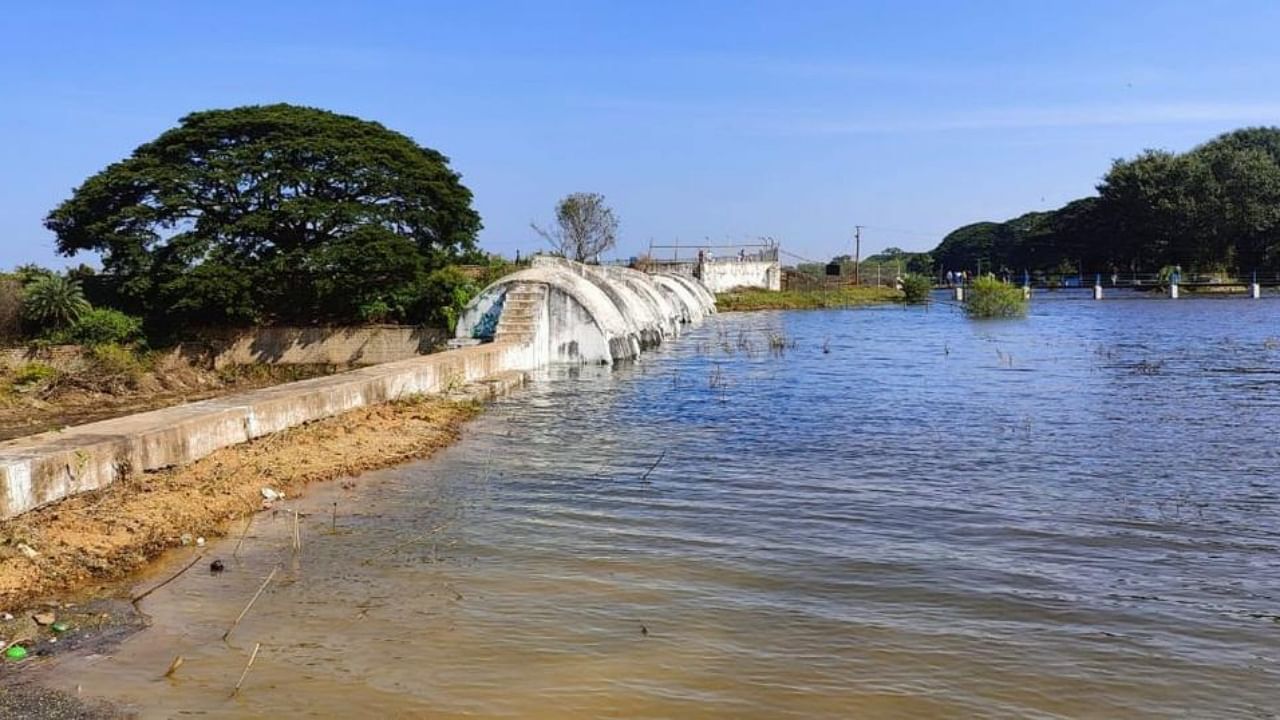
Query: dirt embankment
[
  {"left": 0, "top": 394, "right": 481, "bottom": 612},
  {"left": 0, "top": 348, "right": 344, "bottom": 441}
]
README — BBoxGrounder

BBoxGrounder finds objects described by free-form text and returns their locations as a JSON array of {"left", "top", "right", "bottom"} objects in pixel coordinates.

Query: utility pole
[{"left": 854, "top": 225, "right": 863, "bottom": 286}]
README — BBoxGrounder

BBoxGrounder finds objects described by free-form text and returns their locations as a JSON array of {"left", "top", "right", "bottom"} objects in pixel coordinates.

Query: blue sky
[{"left": 3, "top": 0, "right": 1280, "bottom": 269}]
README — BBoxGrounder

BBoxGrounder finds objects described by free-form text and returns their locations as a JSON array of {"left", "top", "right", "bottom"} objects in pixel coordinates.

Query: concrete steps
[{"left": 495, "top": 282, "right": 546, "bottom": 344}]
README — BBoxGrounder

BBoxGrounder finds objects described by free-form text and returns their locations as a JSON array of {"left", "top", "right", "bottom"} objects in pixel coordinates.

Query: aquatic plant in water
[
  {"left": 965, "top": 275, "right": 1028, "bottom": 319},
  {"left": 900, "top": 273, "right": 933, "bottom": 304}
]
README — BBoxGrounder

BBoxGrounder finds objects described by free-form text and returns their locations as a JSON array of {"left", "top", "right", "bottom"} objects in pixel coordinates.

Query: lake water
[{"left": 49, "top": 295, "right": 1280, "bottom": 718}]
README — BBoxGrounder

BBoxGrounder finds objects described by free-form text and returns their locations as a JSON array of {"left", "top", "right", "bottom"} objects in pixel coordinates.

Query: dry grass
[
  {"left": 0, "top": 356, "right": 341, "bottom": 441},
  {"left": 716, "top": 286, "right": 900, "bottom": 311},
  {"left": 0, "top": 395, "right": 480, "bottom": 609}
]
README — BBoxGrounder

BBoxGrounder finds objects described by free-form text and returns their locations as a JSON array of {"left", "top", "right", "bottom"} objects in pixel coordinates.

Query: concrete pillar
[
  {"left": 1251, "top": 283, "right": 1262, "bottom": 299},
  {"left": 1093, "top": 284, "right": 1103, "bottom": 300},
  {"left": 954, "top": 287, "right": 964, "bottom": 302},
  {"left": 1169, "top": 283, "right": 1179, "bottom": 299}
]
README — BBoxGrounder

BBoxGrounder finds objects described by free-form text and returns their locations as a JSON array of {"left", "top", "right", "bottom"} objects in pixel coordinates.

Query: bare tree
[{"left": 531, "top": 192, "right": 619, "bottom": 263}]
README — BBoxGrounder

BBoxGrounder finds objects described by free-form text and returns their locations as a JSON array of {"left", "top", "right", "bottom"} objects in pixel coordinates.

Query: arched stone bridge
[{"left": 456, "top": 257, "right": 717, "bottom": 364}]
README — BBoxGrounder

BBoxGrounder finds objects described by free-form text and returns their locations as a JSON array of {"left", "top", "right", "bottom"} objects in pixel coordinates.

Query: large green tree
[
  {"left": 932, "top": 126, "right": 1280, "bottom": 276},
  {"left": 46, "top": 104, "right": 482, "bottom": 329}
]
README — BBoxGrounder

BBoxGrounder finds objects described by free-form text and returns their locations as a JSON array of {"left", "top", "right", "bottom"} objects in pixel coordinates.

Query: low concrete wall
[
  {"left": 187, "top": 325, "right": 447, "bottom": 367},
  {"left": 1, "top": 326, "right": 448, "bottom": 373},
  {"left": 698, "top": 259, "right": 782, "bottom": 292},
  {"left": 0, "top": 346, "right": 85, "bottom": 372},
  {"left": 0, "top": 339, "right": 535, "bottom": 519}
]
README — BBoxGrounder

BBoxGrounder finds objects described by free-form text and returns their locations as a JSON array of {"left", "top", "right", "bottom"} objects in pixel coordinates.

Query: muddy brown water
[{"left": 25, "top": 297, "right": 1280, "bottom": 718}]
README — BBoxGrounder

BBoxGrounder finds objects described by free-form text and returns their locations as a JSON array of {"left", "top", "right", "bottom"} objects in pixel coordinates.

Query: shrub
[
  {"left": 65, "top": 307, "right": 144, "bottom": 346},
  {"left": 0, "top": 277, "right": 22, "bottom": 343},
  {"left": 87, "top": 343, "right": 148, "bottom": 388},
  {"left": 358, "top": 299, "right": 393, "bottom": 324},
  {"left": 23, "top": 275, "right": 89, "bottom": 330},
  {"left": 415, "top": 266, "right": 480, "bottom": 333},
  {"left": 900, "top": 274, "right": 933, "bottom": 304},
  {"left": 10, "top": 362, "right": 59, "bottom": 391},
  {"left": 965, "top": 275, "right": 1028, "bottom": 318},
  {"left": 13, "top": 264, "right": 54, "bottom": 286}
]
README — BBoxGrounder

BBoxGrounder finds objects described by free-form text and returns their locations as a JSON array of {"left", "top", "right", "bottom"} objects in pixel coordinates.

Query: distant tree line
[
  {"left": 794, "top": 248, "right": 934, "bottom": 279},
  {"left": 931, "top": 127, "right": 1280, "bottom": 277}
]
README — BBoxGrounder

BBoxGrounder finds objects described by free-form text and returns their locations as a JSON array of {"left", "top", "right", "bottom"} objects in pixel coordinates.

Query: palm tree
[{"left": 23, "top": 275, "right": 90, "bottom": 329}]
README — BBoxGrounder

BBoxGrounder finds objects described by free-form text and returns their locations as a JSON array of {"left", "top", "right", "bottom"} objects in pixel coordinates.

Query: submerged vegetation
[
  {"left": 964, "top": 276, "right": 1028, "bottom": 319},
  {"left": 716, "top": 286, "right": 899, "bottom": 311}
]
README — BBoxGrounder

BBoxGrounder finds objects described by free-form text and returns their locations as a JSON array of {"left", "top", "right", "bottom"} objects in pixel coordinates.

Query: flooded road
[{"left": 47, "top": 297, "right": 1280, "bottom": 718}]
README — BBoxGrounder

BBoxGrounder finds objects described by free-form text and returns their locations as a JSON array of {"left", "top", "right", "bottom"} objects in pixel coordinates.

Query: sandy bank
[{"left": 0, "top": 382, "right": 515, "bottom": 612}]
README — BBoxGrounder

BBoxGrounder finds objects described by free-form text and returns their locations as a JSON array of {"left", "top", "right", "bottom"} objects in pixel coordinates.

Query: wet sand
[
  {"left": 0, "top": 388, "right": 501, "bottom": 718},
  {"left": 0, "top": 394, "right": 481, "bottom": 611}
]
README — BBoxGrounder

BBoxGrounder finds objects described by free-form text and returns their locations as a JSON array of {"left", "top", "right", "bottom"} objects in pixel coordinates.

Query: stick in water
[
  {"left": 164, "top": 655, "right": 184, "bottom": 679},
  {"left": 640, "top": 451, "right": 666, "bottom": 483},
  {"left": 292, "top": 510, "right": 301, "bottom": 552},
  {"left": 233, "top": 514, "right": 254, "bottom": 558},
  {"left": 223, "top": 567, "right": 278, "bottom": 642},
  {"left": 231, "top": 642, "right": 262, "bottom": 697},
  {"left": 132, "top": 553, "right": 203, "bottom": 605}
]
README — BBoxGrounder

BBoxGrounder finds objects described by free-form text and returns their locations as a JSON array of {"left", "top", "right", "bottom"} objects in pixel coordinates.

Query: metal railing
[{"left": 645, "top": 239, "right": 780, "bottom": 264}]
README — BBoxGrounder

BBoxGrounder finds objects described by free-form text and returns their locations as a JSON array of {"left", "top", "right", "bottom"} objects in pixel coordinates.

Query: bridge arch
[{"left": 456, "top": 259, "right": 715, "bottom": 364}]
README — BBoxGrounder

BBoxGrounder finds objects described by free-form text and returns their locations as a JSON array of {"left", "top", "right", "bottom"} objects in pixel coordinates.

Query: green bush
[
  {"left": 64, "top": 307, "right": 144, "bottom": 346},
  {"left": 900, "top": 274, "right": 933, "bottom": 304},
  {"left": 965, "top": 275, "right": 1028, "bottom": 318},
  {"left": 357, "top": 299, "right": 393, "bottom": 324},
  {"left": 415, "top": 266, "right": 480, "bottom": 333},
  {"left": 23, "top": 275, "right": 89, "bottom": 330}
]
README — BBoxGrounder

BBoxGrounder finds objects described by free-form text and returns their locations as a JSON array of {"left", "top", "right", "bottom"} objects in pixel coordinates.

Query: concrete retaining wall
[
  {"left": 0, "top": 346, "right": 88, "bottom": 372},
  {"left": 186, "top": 325, "right": 447, "bottom": 367},
  {"left": 698, "top": 259, "right": 782, "bottom": 292},
  {"left": 0, "top": 340, "right": 536, "bottom": 519},
  {"left": 2, "top": 326, "right": 448, "bottom": 373}
]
